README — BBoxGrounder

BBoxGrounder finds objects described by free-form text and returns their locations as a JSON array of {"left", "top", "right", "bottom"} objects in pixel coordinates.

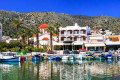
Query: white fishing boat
[
  {"left": 62, "top": 56, "right": 69, "bottom": 60},
  {"left": 77, "top": 54, "right": 85, "bottom": 60},
  {"left": 0, "top": 53, "right": 20, "bottom": 62}
]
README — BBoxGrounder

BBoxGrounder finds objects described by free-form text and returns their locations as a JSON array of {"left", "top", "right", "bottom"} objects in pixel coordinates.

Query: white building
[
  {"left": 85, "top": 34, "right": 105, "bottom": 51},
  {"left": 53, "top": 23, "right": 91, "bottom": 50},
  {"left": 33, "top": 24, "right": 57, "bottom": 48}
]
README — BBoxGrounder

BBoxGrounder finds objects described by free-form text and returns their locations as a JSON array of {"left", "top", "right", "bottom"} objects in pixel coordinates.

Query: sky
[{"left": 0, "top": 0, "right": 120, "bottom": 17}]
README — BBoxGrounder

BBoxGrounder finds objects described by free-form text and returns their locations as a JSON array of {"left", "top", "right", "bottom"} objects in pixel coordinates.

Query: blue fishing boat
[
  {"left": 48, "top": 56, "right": 55, "bottom": 60},
  {"left": 106, "top": 54, "right": 113, "bottom": 59},
  {"left": 32, "top": 55, "right": 41, "bottom": 61},
  {"left": 70, "top": 54, "right": 76, "bottom": 60},
  {"left": 55, "top": 56, "right": 61, "bottom": 60},
  {"left": 0, "top": 53, "right": 20, "bottom": 62},
  {"left": 117, "top": 55, "right": 120, "bottom": 59},
  {"left": 86, "top": 55, "right": 94, "bottom": 60},
  {"left": 96, "top": 54, "right": 106, "bottom": 60}
]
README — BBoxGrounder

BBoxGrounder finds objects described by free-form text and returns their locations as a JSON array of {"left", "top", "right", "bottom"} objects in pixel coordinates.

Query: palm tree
[
  {"left": 46, "top": 26, "right": 55, "bottom": 50},
  {"left": 18, "top": 29, "right": 26, "bottom": 49},
  {"left": 10, "top": 19, "right": 22, "bottom": 41},
  {"left": 33, "top": 28, "right": 42, "bottom": 48},
  {"left": 24, "top": 28, "right": 32, "bottom": 47},
  {"left": 54, "top": 22, "right": 61, "bottom": 42}
]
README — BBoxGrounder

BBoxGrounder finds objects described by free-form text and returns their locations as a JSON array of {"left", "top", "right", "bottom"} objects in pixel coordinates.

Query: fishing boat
[
  {"left": 48, "top": 56, "right": 55, "bottom": 60},
  {"left": 0, "top": 53, "right": 20, "bottom": 62},
  {"left": 62, "top": 56, "right": 69, "bottom": 60},
  {"left": 96, "top": 54, "right": 106, "bottom": 60},
  {"left": 32, "top": 55, "right": 42, "bottom": 61},
  {"left": 86, "top": 55, "right": 94, "bottom": 60},
  {"left": 55, "top": 56, "right": 61, "bottom": 60},
  {"left": 42, "top": 56, "right": 48, "bottom": 60},
  {"left": 70, "top": 54, "right": 76, "bottom": 60},
  {"left": 117, "top": 55, "right": 120, "bottom": 60},
  {"left": 77, "top": 54, "right": 85, "bottom": 60},
  {"left": 106, "top": 54, "right": 113, "bottom": 59}
]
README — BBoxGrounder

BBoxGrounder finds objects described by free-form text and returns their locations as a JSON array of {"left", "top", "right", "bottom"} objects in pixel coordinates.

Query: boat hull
[
  {"left": 48, "top": 56, "right": 55, "bottom": 60},
  {"left": 0, "top": 57, "right": 20, "bottom": 62},
  {"left": 86, "top": 57, "right": 93, "bottom": 60},
  {"left": 77, "top": 57, "right": 85, "bottom": 60},
  {"left": 32, "top": 57, "right": 41, "bottom": 61},
  {"left": 97, "top": 57, "right": 105, "bottom": 60},
  {"left": 55, "top": 56, "right": 61, "bottom": 60}
]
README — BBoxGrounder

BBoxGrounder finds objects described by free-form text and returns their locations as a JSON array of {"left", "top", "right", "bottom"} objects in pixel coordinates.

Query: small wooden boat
[
  {"left": 96, "top": 54, "right": 106, "bottom": 60},
  {"left": 55, "top": 56, "right": 61, "bottom": 60},
  {"left": 106, "top": 54, "right": 113, "bottom": 59},
  {"left": 0, "top": 53, "right": 20, "bottom": 62},
  {"left": 86, "top": 55, "right": 94, "bottom": 60},
  {"left": 70, "top": 54, "right": 76, "bottom": 60},
  {"left": 42, "top": 56, "right": 48, "bottom": 60},
  {"left": 48, "top": 56, "right": 55, "bottom": 60},
  {"left": 77, "top": 54, "right": 85, "bottom": 60},
  {"left": 117, "top": 55, "right": 120, "bottom": 59},
  {"left": 32, "top": 55, "right": 42, "bottom": 61},
  {"left": 62, "top": 56, "right": 69, "bottom": 60}
]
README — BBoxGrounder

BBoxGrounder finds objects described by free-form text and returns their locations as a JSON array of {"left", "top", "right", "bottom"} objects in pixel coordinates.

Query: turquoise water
[{"left": 0, "top": 60, "right": 120, "bottom": 80}]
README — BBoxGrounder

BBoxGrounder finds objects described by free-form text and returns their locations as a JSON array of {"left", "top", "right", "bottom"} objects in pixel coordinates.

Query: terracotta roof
[
  {"left": 39, "top": 24, "right": 49, "bottom": 29},
  {"left": 42, "top": 37, "right": 49, "bottom": 40},
  {"left": 52, "top": 34, "right": 57, "bottom": 36},
  {"left": 33, "top": 34, "right": 36, "bottom": 37}
]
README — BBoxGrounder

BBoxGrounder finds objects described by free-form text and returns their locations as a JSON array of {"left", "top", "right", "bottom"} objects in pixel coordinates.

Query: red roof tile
[
  {"left": 39, "top": 24, "right": 49, "bottom": 29},
  {"left": 52, "top": 34, "right": 57, "bottom": 36},
  {"left": 42, "top": 37, "right": 49, "bottom": 40},
  {"left": 33, "top": 34, "right": 36, "bottom": 37}
]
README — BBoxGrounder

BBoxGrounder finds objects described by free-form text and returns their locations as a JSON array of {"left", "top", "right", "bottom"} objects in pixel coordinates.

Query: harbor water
[{"left": 0, "top": 60, "right": 120, "bottom": 80}]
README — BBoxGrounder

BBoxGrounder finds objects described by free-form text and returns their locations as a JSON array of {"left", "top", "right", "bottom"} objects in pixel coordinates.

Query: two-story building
[
  {"left": 85, "top": 34, "right": 105, "bottom": 51},
  {"left": 105, "top": 35, "right": 120, "bottom": 51}
]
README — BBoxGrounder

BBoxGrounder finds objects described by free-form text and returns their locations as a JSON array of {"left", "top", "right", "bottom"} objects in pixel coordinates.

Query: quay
[{"left": 15, "top": 51, "right": 120, "bottom": 58}]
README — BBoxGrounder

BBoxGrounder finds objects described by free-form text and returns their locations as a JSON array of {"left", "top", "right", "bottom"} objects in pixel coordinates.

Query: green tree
[
  {"left": 24, "top": 27, "right": 32, "bottom": 47},
  {"left": 18, "top": 29, "right": 26, "bottom": 49},
  {"left": 33, "top": 28, "right": 42, "bottom": 48},
  {"left": 54, "top": 22, "right": 61, "bottom": 42},
  {"left": 10, "top": 19, "right": 23, "bottom": 41},
  {"left": 46, "top": 26, "right": 55, "bottom": 50}
]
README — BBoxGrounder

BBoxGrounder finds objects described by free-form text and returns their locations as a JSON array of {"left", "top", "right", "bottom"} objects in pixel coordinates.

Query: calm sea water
[{"left": 0, "top": 60, "right": 120, "bottom": 80}]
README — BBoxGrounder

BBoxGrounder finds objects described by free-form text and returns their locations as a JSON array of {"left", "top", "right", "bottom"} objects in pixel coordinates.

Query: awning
[
  {"left": 85, "top": 43, "right": 105, "bottom": 47},
  {"left": 106, "top": 42, "right": 120, "bottom": 45},
  {"left": 73, "top": 42, "right": 83, "bottom": 45}
]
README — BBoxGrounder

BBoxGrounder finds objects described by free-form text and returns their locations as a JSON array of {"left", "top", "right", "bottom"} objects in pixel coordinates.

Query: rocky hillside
[{"left": 0, "top": 10, "right": 120, "bottom": 38}]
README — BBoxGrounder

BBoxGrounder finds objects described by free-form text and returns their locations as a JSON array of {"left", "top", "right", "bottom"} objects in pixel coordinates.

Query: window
[
  {"left": 80, "top": 38, "right": 83, "bottom": 41},
  {"left": 67, "top": 31, "right": 70, "bottom": 34},
  {"left": 80, "top": 31, "right": 83, "bottom": 34},
  {"left": 74, "top": 31, "right": 79, "bottom": 34},
  {"left": 68, "top": 38, "right": 70, "bottom": 41}
]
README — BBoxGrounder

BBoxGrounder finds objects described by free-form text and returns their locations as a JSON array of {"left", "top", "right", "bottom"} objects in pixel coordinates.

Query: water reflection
[{"left": 0, "top": 60, "right": 120, "bottom": 80}]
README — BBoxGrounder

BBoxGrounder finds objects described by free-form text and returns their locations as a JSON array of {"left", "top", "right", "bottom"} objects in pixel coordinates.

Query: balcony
[{"left": 80, "top": 34, "right": 87, "bottom": 36}]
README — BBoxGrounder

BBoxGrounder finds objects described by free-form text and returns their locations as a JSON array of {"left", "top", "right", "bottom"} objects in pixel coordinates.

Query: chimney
[{"left": 75, "top": 23, "right": 78, "bottom": 26}]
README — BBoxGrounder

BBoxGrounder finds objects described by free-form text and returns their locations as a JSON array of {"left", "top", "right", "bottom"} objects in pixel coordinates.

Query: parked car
[
  {"left": 71, "top": 51, "right": 79, "bottom": 54},
  {"left": 88, "top": 49, "right": 95, "bottom": 55},
  {"left": 63, "top": 50, "right": 70, "bottom": 54},
  {"left": 79, "top": 50, "right": 87, "bottom": 54},
  {"left": 116, "top": 48, "right": 120, "bottom": 53},
  {"left": 47, "top": 50, "right": 54, "bottom": 54},
  {"left": 108, "top": 48, "right": 115, "bottom": 54}
]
